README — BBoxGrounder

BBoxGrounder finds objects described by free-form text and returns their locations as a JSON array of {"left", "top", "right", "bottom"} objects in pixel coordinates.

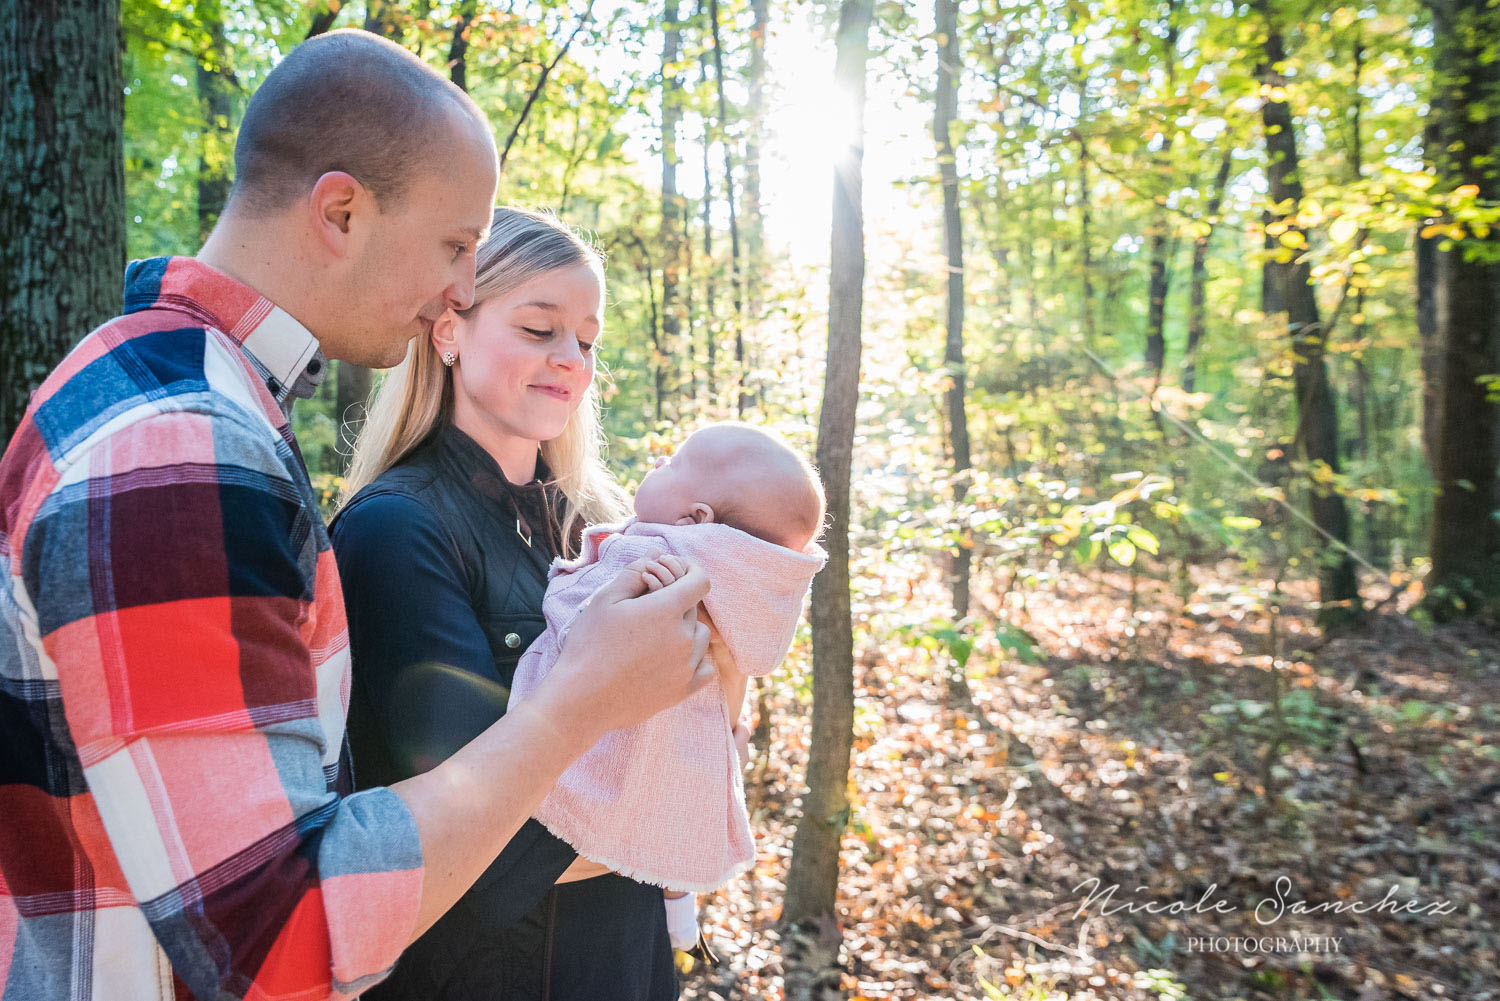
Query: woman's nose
[{"left": 551, "top": 337, "right": 586, "bottom": 369}]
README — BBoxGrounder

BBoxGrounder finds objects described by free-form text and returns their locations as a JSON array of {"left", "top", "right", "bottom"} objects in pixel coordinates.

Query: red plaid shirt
[{"left": 0, "top": 257, "right": 424, "bottom": 1000}]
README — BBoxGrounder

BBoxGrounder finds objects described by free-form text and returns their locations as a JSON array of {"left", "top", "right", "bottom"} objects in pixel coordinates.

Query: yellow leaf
[
  {"left": 1454, "top": 183, "right": 1481, "bottom": 199},
  {"left": 1421, "top": 223, "right": 1446, "bottom": 239},
  {"left": 1329, "top": 217, "right": 1359, "bottom": 243}
]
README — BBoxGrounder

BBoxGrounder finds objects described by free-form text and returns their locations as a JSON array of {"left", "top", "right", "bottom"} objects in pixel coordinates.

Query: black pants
[
  {"left": 543, "top": 873, "right": 679, "bottom": 1001},
  {"left": 364, "top": 821, "right": 679, "bottom": 1001}
]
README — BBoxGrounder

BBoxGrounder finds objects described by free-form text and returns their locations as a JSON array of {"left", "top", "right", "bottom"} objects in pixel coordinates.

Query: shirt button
[{"left": 504, "top": 632, "right": 521, "bottom": 649}]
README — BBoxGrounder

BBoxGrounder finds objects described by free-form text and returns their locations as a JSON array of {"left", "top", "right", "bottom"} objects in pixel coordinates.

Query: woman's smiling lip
[{"left": 530, "top": 384, "right": 571, "bottom": 400}]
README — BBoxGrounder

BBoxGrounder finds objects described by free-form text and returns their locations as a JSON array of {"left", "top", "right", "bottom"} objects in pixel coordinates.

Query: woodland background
[{"left": 2, "top": 0, "right": 1499, "bottom": 999}]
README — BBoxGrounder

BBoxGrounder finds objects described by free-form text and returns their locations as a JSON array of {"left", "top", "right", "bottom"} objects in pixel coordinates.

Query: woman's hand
[{"left": 536, "top": 556, "right": 713, "bottom": 742}]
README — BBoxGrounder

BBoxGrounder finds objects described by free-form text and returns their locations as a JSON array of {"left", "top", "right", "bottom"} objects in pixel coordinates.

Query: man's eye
[
  {"left": 451, "top": 244, "right": 469, "bottom": 260},
  {"left": 522, "top": 327, "right": 551, "bottom": 337}
]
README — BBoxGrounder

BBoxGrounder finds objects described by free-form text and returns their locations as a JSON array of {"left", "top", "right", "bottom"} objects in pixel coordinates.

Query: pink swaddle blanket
[{"left": 507, "top": 519, "right": 826, "bottom": 891}]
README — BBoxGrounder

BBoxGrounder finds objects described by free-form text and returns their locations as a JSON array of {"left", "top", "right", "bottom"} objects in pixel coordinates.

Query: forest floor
[{"left": 682, "top": 562, "right": 1500, "bottom": 1001}]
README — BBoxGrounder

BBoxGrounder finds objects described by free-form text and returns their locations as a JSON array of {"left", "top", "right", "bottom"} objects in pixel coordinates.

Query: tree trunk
[
  {"left": 1077, "top": 140, "right": 1096, "bottom": 349},
  {"left": 659, "top": 0, "right": 683, "bottom": 422},
  {"left": 1144, "top": 213, "right": 1170, "bottom": 383},
  {"left": 743, "top": 0, "right": 768, "bottom": 327},
  {"left": 1183, "top": 147, "right": 1232, "bottom": 394},
  {"left": 1416, "top": 119, "right": 1441, "bottom": 470},
  {"left": 1, "top": 0, "right": 125, "bottom": 443},
  {"left": 1144, "top": 8, "right": 1178, "bottom": 385},
  {"left": 781, "top": 0, "right": 871, "bottom": 950},
  {"left": 934, "top": 0, "right": 974, "bottom": 710},
  {"left": 196, "top": 0, "right": 234, "bottom": 243},
  {"left": 1424, "top": 0, "right": 1500, "bottom": 600},
  {"left": 706, "top": 0, "right": 747, "bottom": 415},
  {"left": 363, "top": 1, "right": 402, "bottom": 39},
  {"left": 699, "top": 111, "right": 718, "bottom": 403},
  {"left": 1258, "top": 8, "right": 1361, "bottom": 614},
  {"left": 335, "top": 361, "right": 373, "bottom": 472},
  {"left": 305, "top": 0, "right": 340, "bottom": 40},
  {"left": 1261, "top": 209, "right": 1284, "bottom": 315},
  {"left": 447, "top": 0, "right": 478, "bottom": 92}
]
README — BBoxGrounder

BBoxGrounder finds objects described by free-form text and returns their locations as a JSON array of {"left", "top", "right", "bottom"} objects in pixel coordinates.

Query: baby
[{"left": 506, "top": 422, "right": 826, "bottom": 945}]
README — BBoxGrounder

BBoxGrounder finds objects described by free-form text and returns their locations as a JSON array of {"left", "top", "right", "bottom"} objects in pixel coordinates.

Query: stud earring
[{"left": 442, "top": 351, "right": 456, "bottom": 367}]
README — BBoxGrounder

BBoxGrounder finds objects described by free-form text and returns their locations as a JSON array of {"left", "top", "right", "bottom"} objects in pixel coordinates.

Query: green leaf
[
  {"left": 1125, "top": 525, "right": 1159, "bottom": 554},
  {"left": 1107, "top": 537, "right": 1137, "bottom": 566}
]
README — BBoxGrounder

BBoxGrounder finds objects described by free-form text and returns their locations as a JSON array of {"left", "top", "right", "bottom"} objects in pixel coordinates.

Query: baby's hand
[{"left": 640, "top": 554, "right": 688, "bottom": 593}]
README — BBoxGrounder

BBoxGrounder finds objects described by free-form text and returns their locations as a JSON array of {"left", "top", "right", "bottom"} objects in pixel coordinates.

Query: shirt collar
[{"left": 123, "top": 256, "right": 327, "bottom": 414}]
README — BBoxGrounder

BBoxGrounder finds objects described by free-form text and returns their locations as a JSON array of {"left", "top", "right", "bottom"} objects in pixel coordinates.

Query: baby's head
[{"left": 632, "top": 423, "right": 825, "bottom": 551}]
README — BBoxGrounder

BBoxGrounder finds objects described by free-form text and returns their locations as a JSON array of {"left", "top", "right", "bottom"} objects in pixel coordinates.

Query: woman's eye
[
  {"left": 579, "top": 340, "right": 595, "bottom": 354},
  {"left": 522, "top": 327, "right": 552, "bottom": 338}
]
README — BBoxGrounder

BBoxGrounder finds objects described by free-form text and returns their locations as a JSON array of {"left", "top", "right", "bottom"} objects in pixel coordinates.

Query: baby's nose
[{"left": 653, "top": 455, "right": 668, "bottom": 469}]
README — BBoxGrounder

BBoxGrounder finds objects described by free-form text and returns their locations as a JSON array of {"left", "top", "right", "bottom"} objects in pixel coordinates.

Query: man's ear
[{"left": 307, "top": 170, "right": 365, "bottom": 257}]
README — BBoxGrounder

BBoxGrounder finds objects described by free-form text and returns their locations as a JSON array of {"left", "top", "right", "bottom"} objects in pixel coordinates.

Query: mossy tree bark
[{"left": 1, "top": 0, "right": 126, "bottom": 443}]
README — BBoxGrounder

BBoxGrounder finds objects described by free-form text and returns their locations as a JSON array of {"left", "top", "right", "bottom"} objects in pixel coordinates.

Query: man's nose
[{"left": 447, "top": 264, "right": 476, "bottom": 311}]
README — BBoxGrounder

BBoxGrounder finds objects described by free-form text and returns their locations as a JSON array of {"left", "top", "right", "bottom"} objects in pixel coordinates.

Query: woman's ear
[{"left": 431, "top": 307, "right": 462, "bottom": 358}]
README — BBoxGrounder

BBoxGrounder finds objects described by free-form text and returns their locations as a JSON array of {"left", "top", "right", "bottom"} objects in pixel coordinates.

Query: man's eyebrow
[{"left": 461, "top": 225, "right": 486, "bottom": 243}]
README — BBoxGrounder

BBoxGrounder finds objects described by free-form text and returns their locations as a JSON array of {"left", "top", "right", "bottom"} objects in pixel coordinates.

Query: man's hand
[{"left": 533, "top": 555, "right": 713, "bottom": 743}]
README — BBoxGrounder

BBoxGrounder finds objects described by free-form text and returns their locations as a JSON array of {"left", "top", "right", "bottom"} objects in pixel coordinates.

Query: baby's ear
[{"left": 673, "top": 504, "right": 714, "bottom": 526}]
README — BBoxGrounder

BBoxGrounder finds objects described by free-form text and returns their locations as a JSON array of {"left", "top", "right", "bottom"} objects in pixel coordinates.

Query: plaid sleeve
[{"left": 21, "top": 409, "right": 423, "bottom": 1001}]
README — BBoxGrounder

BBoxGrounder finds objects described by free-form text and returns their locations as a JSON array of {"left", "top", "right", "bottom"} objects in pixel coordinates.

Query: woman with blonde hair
[{"left": 331, "top": 206, "right": 680, "bottom": 1000}]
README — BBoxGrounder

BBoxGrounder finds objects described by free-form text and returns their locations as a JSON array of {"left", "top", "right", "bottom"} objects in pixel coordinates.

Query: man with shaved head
[{"left": 0, "top": 29, "right": 711, "bottom": 1001}]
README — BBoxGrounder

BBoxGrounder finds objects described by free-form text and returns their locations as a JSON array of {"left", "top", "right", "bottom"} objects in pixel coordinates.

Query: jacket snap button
[{"left": 504, "top": 632, "right": 521, "bottom": 649}]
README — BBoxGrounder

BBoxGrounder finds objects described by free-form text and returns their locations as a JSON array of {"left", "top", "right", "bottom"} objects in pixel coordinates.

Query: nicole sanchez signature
[{"left": 1072, "top": 875, "right": 1458, "bottom": 925}]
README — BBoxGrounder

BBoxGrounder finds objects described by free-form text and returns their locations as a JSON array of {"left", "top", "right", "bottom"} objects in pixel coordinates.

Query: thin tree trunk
[
  {"left": 447, "top": 0, "right": 478, "bottom": 92},
  {"left": 1416, "top": 119, "right": 1441, "bottom": 469},
  {"left": 934, "top": 0, "right": 975, "bottom": 711},
  {"left": 781, "top": 0, "right": 871, "bottom": 961},
  {"left": 363, "top": 0, "right": 401, "bottom": 39},
  {"left": 335, "top": 361, "right": 372, "bottom": 472},
  {"left": 1078, "top": 142, "right": 1096, "bottom": 349},
  {"left": 1, "top": 0, "right": 125, "bottom": 442},
  {"left": 305, "top": 2, "right": 340, "bottom": 39},
  {"left": 1144, "top": 215, "right": 1170, "bottom": 383},
  {"left": 659, "top": 1, "right": 683, "bottom": 421},
  {"left": 744, "top": 0, "right": 768, "bottom": 327},
  {"left": 498, "top": 2, "right": 596, "bottom": 179},
  {"left": 1424, "top": 0, "right": 1500, "bottom": 599},
  {"left": 196, "top": 0, "right": 234, "bottom": 243},
  {"left": 1347, "top": 29, "right": 1379, "bottom": 563},
  {"left": 698, "top": 43, "right": 719, "bottom": 405},
  {"left": 707, "top": 0, "right": 747, "bottom": 415},
  {"left": 1258, "top": 7, "right": 1360, "bottom": 614},
  {"left": 1144, "top": 8, "right": 1178, "bottom": 385},
  {"left": 1183, "top": 147, "right": 1232, "bottom": 394}
]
